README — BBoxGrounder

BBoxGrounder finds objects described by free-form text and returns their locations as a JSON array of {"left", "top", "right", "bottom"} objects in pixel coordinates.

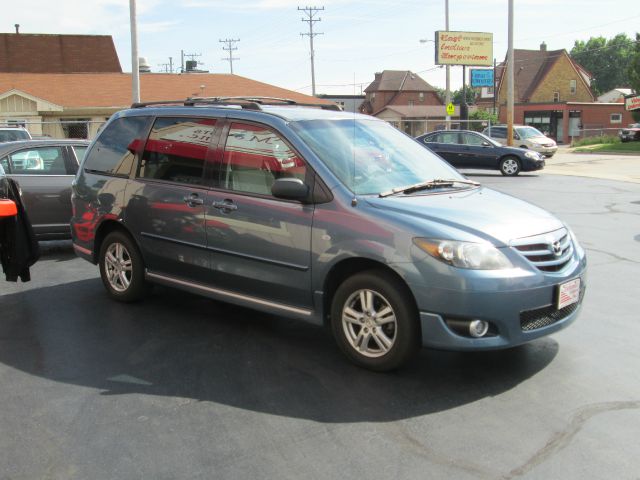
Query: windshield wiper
[{"left": 379, "top": 178, "right": 480, "bottom": 198}]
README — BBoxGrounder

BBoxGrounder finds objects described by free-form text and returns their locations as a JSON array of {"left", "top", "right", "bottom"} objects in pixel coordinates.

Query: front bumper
[
  {"left": 408, "top": 256, "right": 587, "bottom": 351},
  {"left": 531, "top": 145, "right": 557, "bottom": 156}
]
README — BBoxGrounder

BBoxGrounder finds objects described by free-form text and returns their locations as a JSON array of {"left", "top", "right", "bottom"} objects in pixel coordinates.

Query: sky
[{"left": 5, "top": 0, "right": 640, "bottom": 96}]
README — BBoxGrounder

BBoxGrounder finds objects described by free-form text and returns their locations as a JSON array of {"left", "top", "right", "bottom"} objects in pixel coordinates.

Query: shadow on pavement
[{"left": 0, "top": 278, "right": 558, "bottom": 423}]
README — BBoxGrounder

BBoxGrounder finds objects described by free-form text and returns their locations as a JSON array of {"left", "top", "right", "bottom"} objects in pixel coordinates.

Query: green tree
[
  {"left": 468, "top": 109, "right": 498, "bottom": 131},
  {"left": 434, "top": 86, "right": 476, "bottom": 105},
  {"left": 629, "top": 33, "right": 640, "bottom": 122},
  {"left": 629, "top": 33, "right": 640, "bottom": 92},
  {"left": 570, "top": 33, "right": 634, "bottom": 94}
]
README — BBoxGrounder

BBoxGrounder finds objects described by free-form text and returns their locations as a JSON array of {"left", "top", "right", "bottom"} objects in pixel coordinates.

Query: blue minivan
[{"left": 71, "top": 97, "right": 586, "bottom": 371}]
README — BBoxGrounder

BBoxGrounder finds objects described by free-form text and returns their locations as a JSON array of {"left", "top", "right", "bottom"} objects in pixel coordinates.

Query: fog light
[{"left": 469, "top": 320, "right": 489, "bottom": 338}]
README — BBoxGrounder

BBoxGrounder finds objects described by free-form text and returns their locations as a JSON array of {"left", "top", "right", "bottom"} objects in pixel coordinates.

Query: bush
[{"left": 572, "top": 135, "right": 620, "bottom": 147}]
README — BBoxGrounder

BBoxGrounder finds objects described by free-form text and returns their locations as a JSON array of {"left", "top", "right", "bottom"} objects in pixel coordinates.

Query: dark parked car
[
  {"left": 415, "top": 130, "right": 545, "bottom": 176},
  {"left": 619, "top": 123, "right": 640, "bottom": 142},
  {"left": 71, "top": 97, "right": 586, "bottom": 371},
  {"left": 0, "top": 139, "right": 90, "bottom": 239},
  {"left": 0, "top": 163, "right": 39, "bottom": 281}
]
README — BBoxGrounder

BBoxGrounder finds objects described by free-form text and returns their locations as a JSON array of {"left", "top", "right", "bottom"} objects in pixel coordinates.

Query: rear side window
[
  {"left": 8, "top": 147, "right": 68, "bottom": 175},
  {"left": 488, "top": 127, "right": 506, "bottom": 139},
  {"left": 84, "top": 116, "right": 150, "bottom": 176},
  {"left": 139, "top": 117, "right": 216, "bottom": 185},
  {"left": 436, "top": 132, "right": 460, "bottom": 144}
]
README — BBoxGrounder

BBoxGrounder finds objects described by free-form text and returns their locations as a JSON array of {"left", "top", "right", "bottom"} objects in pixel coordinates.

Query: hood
[
  {"left": 364, "top": 187, "right": 563, "bottom": 245},
  {"left": 529, "top": 135, "right": 555, "bottom": 145}
]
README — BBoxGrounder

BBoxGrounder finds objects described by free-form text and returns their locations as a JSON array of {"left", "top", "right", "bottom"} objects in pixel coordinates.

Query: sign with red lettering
[
  {"left": 625, "top": 94, "right": 640, "bottom": 111},
  {"left": 435, "top": 31, "right": 493, "bottom": 67}
]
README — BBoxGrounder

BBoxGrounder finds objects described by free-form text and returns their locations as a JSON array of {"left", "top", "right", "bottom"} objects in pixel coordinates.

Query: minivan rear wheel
[
  {"left": 500, "top": 156, "right": 521, "bottom": 176},
  {"left": 330, "top": 270, "right": 420, "bottom": 371},
  {"left": 99, "top": 231, "right": 147, "bottom": 302}
]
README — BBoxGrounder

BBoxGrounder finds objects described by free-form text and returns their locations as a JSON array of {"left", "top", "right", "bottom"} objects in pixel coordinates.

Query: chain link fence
[
  {"left": 2, "top": 120, "right": 108, "bottom": 140},
  {"left": 386, "top": 119, "right": 493, "bottom": 137}
]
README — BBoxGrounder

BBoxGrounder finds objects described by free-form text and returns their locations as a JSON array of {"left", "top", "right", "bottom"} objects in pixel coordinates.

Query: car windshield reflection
[{"left": 291, "top": 119, "right": 463, "bottom": 195}]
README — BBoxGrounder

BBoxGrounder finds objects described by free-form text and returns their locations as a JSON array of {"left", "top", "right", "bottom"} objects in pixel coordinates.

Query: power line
[
  {"left": 220, "top": 38, "right": 240, "bottom": 74},
  {"left": 298, "top": 6, "right": 324, "bottom": 96}
]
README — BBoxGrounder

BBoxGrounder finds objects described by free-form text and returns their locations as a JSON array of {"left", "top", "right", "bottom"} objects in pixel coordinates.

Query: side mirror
[
  {"left": 482, "top": 141, "right": 491, "bottom": 147},
  {"left": 271, "top": 177, "right": 309, "bottom": 201}
]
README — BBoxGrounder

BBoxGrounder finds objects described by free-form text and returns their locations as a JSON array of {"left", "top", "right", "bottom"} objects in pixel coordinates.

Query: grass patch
[
  {"left": 572, "top": 135, "right": 620, "bottom": 147},
  {"left": 574, "top": 141, "right": 640, "bottom": 153}
]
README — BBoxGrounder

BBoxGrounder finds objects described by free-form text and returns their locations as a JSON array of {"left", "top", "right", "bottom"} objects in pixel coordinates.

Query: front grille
[
  {"left": 511, "top": 228, "right": 573, "bottom": 272},
  {"left": 520, "top": 286, "right": 584, "bottom": 331}
]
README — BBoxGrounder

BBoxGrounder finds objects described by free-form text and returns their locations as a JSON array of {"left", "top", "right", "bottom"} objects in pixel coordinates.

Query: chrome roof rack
[{"left": 131, "top": 96, "right": 341, "bottom": 111}]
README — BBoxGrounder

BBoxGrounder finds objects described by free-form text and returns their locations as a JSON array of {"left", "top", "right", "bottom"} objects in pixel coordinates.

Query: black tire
[
  {"left": 330, "top": 269, "right": 420, "bottom": 371},
  {"left": 99, "top": 230, "right": 148, "bottom": 302},
  {"left": 499, "top": 156, "right": 521, "bottom": 176}
]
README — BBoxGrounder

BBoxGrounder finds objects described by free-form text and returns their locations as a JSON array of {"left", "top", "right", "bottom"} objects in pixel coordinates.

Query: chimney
[
  {"left": 14, "top": 24, "right": 20, "bottom": 34},
  {"left": 540, "top": 41, "right": 547, "bottom": 51}
]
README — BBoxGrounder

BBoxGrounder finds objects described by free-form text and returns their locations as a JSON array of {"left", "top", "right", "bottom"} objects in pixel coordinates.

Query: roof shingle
[
  {"left": 0, "top": 73, "right": 332, "bottom": 109},
  {"left": 0, "top": 33, "right": 122, "bottom": 73}
]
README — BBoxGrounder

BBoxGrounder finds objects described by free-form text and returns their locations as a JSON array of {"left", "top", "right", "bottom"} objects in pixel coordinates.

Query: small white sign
[{"left": 558, "top": 278, "right": 581, "bottom": 310}]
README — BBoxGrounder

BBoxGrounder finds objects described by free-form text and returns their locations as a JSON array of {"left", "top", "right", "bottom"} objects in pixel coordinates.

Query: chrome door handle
[
  {"left": 212, "top": 200, "right": 238, "bottom": 212},
  {"left": 183, "top": 194, "right": 204, "bottom": 207}
]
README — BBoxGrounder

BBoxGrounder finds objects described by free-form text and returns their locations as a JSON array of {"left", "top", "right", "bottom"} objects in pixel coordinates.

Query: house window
[
  {"left": 569, "top": 79, "right": 577, "bottom": 95},
  {"left": 408, "top": 100, "right": 415, "bottom": 107},
  {"left": 553, "top": 92, "right": 560, "bottom": 102},
  {"left": 610, "top": 113, "right": 622, "bottom": 124},
  {"left": 419, "top": 92, "right": 425, "bottom": 102}
]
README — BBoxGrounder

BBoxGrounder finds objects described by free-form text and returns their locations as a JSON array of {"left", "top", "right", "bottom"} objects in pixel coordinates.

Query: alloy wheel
[
  {"left": 341, "top": 289, "right": 397, "bottom": 358},
  {"left": 104, "top": 242, "right": 133, "bottom": 293}
]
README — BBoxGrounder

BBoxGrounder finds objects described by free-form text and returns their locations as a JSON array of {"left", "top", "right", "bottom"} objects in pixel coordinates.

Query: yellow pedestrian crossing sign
[{"left": 446, "top": 103, "right": 455, "bottom": 116}]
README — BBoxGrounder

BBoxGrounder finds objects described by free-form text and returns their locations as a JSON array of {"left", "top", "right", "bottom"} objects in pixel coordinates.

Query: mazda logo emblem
[{"left": 552, "top": 241, "right": 562, "bottom": 256}]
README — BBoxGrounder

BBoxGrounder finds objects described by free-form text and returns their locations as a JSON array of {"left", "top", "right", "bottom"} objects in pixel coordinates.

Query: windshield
[
  {"left": 290, "top": 119, "right": 463, "bottom": 195},
  {"left": 0, "top": 129, "right": 30, "bottom": 142},
  {"left": 516, "top": 126, "right": 545, "bottom": 139}
]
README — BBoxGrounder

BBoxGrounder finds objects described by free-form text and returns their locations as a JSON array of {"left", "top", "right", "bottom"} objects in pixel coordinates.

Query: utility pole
[
  {"left": 461, "top": 65, "right": 468, "bottom": 122},
  {"left": 129, "top": 0, "right": 140, "bottom": 103},
  {"left": 158, "top": 57, "right": 174, "bottom": 73},
  {"left": 445, "top": 0, "right": 451, "bottom": 129},
  {"left": 493, "top": 58, "right": 497, "bottom": 115},
  {"left": 183, "top": 52, "right": 204, "bottom": 72},
  {"left": 298, "top": 6, "right": 324, "bottom": 96},
  {"left": 507, "top": 0, "right": 514, "bottom": 146},
  {"left": 220, "top": 38, "right": 240, "bottom": 74}
]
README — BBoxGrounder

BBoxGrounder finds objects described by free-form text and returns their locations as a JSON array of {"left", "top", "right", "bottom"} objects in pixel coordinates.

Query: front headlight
[
  {"left": 413, "top": 238, "right": 513, "bottom": 270},
  {"left": 524, "top": 151, "right": 540, "bottom": 159}
]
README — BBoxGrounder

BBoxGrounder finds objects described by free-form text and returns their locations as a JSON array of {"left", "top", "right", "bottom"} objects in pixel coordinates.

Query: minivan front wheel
[
  {"left": 500, "top": 156, "right": 521, "bottom": 176},
  {"left": 331, "top": 270, "right": 420, "bottom": 371},
  {"left": 99, "top": 231, "right": 147, "bottom": 302}
]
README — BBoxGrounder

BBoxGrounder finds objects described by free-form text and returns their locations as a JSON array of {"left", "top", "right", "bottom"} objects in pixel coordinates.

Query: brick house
[
  {"left": 360, "top": 70, "right": 447, "bottom": 136},
  {"left": 496, "top": 43, "right": 633, "bottom": 143}
]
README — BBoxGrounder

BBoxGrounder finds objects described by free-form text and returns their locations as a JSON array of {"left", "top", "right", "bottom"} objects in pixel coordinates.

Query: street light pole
[
  {"left": 507, "top": 0, "right": 514, "bottom": 146},
  {"left": 129, "top": 0, "right": 140, "bottom": 104},
  {"left": 445, "top": 0, "right": 451, "bottom": 129}
]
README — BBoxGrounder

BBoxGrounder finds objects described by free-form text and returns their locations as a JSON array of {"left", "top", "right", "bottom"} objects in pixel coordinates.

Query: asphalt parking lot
[{"left": 1, "top": 171, "right": 639, "bottom": 479}]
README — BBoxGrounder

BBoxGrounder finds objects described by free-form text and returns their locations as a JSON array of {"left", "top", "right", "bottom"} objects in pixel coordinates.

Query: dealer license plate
[{"left": 558, "top": 278, "right": 581, "bottom": 310}]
